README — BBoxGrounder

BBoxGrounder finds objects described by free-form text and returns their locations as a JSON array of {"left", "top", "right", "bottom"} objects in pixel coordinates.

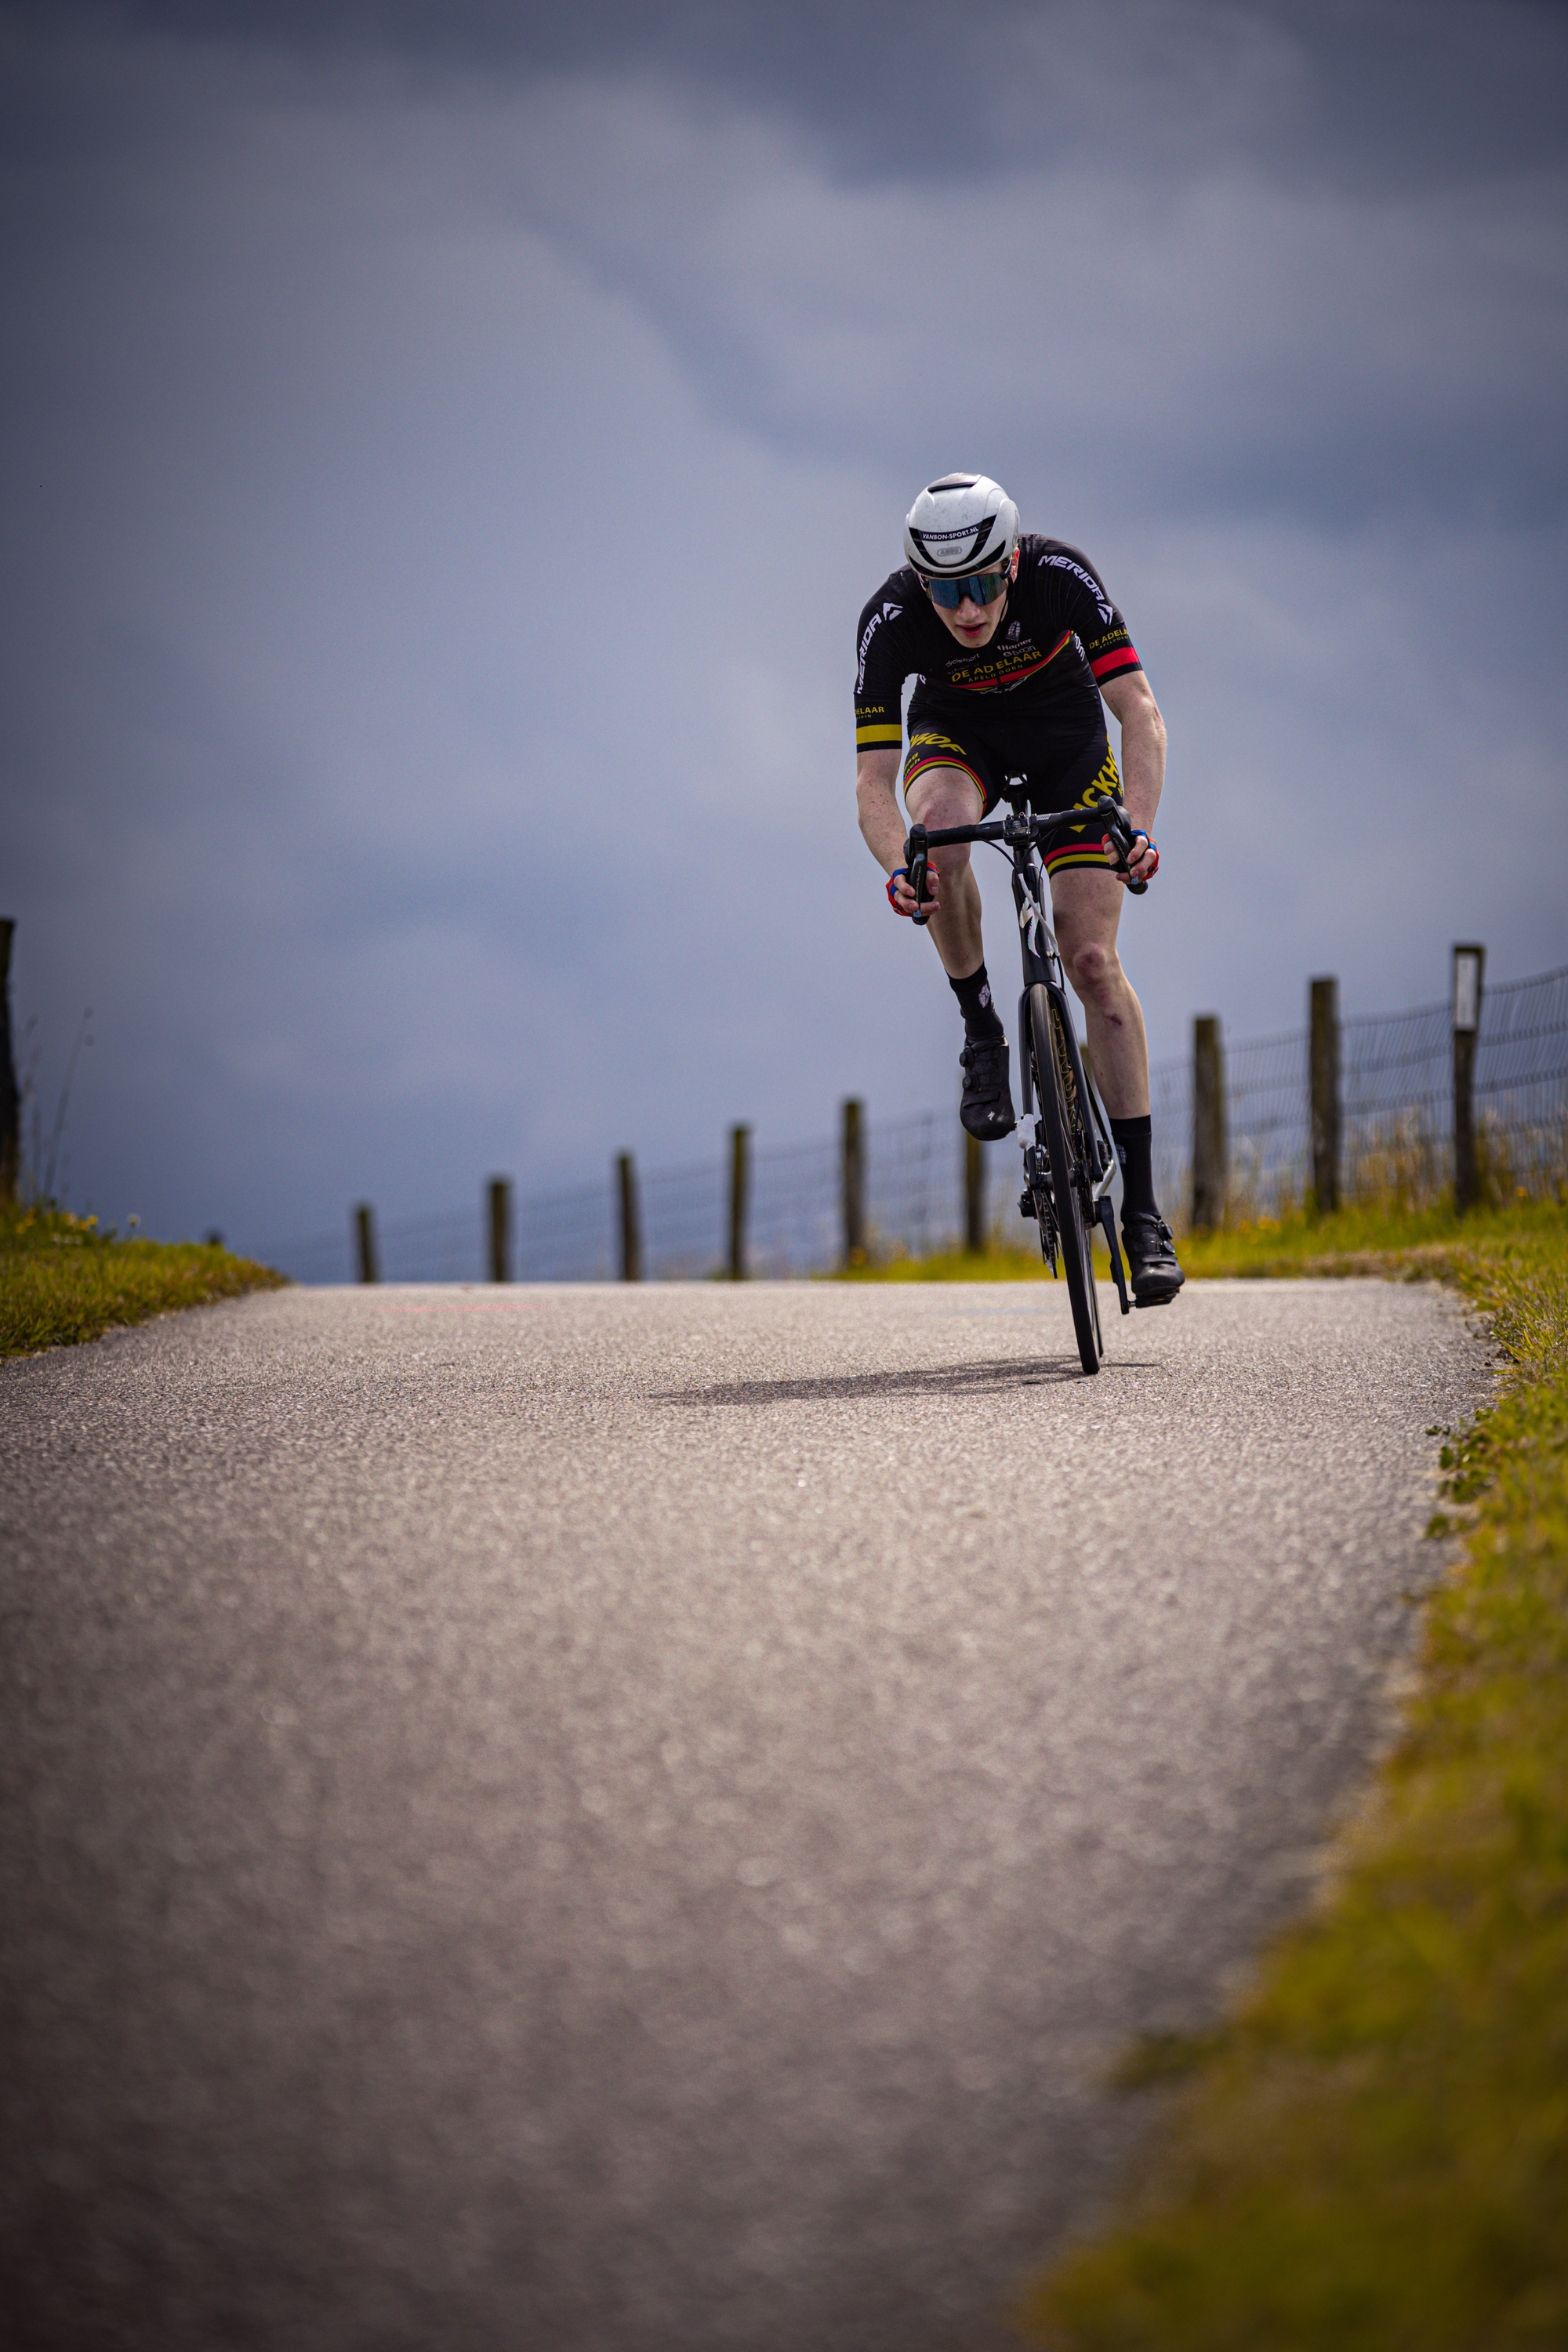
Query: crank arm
[{"left": 1099, "top": 1200, "right": 1132, "bottom": 1316}]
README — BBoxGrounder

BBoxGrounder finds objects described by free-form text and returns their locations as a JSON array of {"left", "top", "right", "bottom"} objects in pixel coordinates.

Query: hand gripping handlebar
[
  {"left": 902, "top": 796, "right": 1148, "bottom": 925},
  {"left": 905, "top": 833, "right": 933, "bottom": 926},
  {"left": 1103, "top": 803, "right": 1152, "bottom": 895}
]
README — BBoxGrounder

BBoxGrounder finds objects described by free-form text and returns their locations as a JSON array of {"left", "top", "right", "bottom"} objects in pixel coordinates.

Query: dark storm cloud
[
  {"left": 486, "top": 85, "right": 1567, "bottom": 532},
  {"left": 2, "top": 0, "right": 1564, "bottom": 1247},
  {"left": 11, "top": 0, "right": 1568, "bottom": 188},
  {"left": 7, "top": 0, "right": 1566, "bottom": 540}
]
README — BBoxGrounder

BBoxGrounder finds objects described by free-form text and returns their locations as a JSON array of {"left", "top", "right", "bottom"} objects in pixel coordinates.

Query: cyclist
[{"left": 855, "top": 473, "right": 1183, "bottom": 1303}]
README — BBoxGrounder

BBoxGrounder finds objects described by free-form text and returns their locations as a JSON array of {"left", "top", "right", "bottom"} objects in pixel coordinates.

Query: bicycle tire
[{"left": 1027, "top": 983, "right": 1102, "bottom": 1374}]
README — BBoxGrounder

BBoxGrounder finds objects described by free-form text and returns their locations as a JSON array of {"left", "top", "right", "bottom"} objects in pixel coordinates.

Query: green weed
[
  {"left": 835, "top": 1199, "right": 1566, "bottom": 1286},
  {"left": 1018, "top": 1214, "right": 1568, "bottom": 2350},
  {"left": 0, "top": 1200, "right": 286, "bottom": 1356}
]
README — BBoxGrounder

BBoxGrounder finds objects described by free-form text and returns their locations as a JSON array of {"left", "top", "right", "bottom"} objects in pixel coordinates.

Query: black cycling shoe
[
  {"left": 1122, "top": 1210, "right": 1185, "bottom": 1305},
  {"left": 959, "top": 1034, "right": 1017, "bottom": 1140}
]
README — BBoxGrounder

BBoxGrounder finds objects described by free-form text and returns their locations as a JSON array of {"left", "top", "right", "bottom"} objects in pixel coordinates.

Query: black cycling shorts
[{"left": 902, "top": 713, "right": 1123, "bottom": 877}]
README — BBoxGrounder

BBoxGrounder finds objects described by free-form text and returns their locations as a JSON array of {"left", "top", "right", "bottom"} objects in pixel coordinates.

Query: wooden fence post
[
  {"left": 1453, "top": 942, "right": 1485, "bottom": 1213},
  {"left": 487, "top": 1176, "right": 511, "bottom": 1282},
  {"left": 841, "top": 1098, "right": 866, "bottom": 1266},
  {"left": 617, "top": 1152, "right": 642, "bottom": 1282},
  {"left": 354, "top": 1202, "right": 379, "bottom": 1284},
  {"left": 728, "top": 1123, "right": 750, "bottom": 1281},
  {"left": 1308, "top": 975, "right": 1341, "bottom": 1214},
  {"left": 964, "top": 1131, "right": 986, "bottom": 1255},
  {"left": 0, "top": 919, "right": 17, "bottom": 1202},
  {"left": 1191, "top": 1014, "right": 1226, "bottom": 1232}
]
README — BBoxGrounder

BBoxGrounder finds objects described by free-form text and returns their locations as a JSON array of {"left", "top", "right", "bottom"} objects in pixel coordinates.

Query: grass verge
[
  {"left": 835, "top": 1198, "right": 1566, "bottom": 1284},
  {"left": 1016, "top": 1202, "right": 1568, "bottom": 2348},
  {"left": 1, "top": 1202, "right": 288, "bottom": 1357}
]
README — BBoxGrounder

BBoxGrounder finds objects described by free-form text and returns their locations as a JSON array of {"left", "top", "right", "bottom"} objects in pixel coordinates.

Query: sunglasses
[{"left": 925, "top": 567, "right": 1009, "bottom": 611}]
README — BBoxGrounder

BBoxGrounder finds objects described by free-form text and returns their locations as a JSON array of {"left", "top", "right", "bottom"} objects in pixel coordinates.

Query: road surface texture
[{"left": 2, "top": 1279, "right": 1488, "bottom": 2351}]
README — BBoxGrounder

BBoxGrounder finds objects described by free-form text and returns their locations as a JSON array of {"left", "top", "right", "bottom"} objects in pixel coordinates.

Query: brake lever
[
  {"left": 904, "top": 825, "right": 932, "bottom": 927},
  {"left": 1101, "top": 803, "right": 1149, "bottom": 898}
]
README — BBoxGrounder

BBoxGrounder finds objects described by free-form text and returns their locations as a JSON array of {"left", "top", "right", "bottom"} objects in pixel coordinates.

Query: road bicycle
[{"left": 903, "top": 792, "right": 1149, "bottom": 1377}]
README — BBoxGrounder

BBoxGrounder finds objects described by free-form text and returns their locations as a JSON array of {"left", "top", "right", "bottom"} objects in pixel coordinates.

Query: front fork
[{"left": 1012, "top": 866, "right": 1133, "bottom": 1316}]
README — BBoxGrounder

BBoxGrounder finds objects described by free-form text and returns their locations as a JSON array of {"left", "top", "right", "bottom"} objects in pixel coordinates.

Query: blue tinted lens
[{"left": 928, "top": 568, "right": 1007, "bottom": 610}]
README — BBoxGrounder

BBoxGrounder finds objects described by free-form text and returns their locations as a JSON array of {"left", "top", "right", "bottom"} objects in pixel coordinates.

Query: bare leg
[
  {"left": 1048, "top": 864, "right": 1150, "bottom": 1119},
  {"left": 903, "top": 766, "right": 986, "bottom": 979}
]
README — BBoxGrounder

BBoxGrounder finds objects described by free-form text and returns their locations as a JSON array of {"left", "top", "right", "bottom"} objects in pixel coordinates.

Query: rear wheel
[{"left": 1027, "top": 983, "right": 1102, "bottom": 1375}]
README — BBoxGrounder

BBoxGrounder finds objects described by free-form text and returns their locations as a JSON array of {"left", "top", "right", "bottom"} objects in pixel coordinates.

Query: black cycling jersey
[{"left": 853, "top": 533, "right": 1142, "bottom": 765}]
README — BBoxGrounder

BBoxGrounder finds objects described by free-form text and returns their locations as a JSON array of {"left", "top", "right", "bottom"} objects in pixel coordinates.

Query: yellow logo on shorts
[{"left": 1076, "top": 744, "right": 1121, "bottom": 807}]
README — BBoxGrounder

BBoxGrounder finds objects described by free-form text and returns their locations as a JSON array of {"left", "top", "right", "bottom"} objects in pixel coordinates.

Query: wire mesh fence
[
  {"left": 1151, "top": 963, "right": 1568, "bottom": 1224},
  {"left": 260, "top": 1109, "right": 982, "bottom": 1287},
  {"left": 634, "top": 1109, "right": 982, "bottom": 1278},
  {"left": 260, "top": 964, "right": 1568, "bottom": 1284}
]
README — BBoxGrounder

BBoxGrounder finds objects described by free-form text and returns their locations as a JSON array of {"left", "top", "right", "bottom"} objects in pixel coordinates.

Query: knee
[
  {"left": 927, "top": 837, "right": 974, "bottom": 888},
  {"left": 1062, "top": 937, "right": 1120, "bottom": 998}
]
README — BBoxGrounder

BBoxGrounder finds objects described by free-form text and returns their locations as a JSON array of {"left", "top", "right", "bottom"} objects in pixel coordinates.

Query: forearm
[
  {"left": 1116, "top": 707, "right": 1164, "bottom": 836},
  {"left": 1102, "top": 674, "right": 1166, "bottom": 837},
  {"left": 856, "top": 753, "right": 907, "bottom": 873}
]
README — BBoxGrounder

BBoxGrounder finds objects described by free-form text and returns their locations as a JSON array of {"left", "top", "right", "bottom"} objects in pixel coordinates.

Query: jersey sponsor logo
[
  {"left": 938, "top": 629, "right": 1071, "bottom": 691},
  {"left": 1006, "top": 621, "right": 1020, "bottom": 638},
  {"left": 856, "top": 601, "right": 906, "bottom": 691},
  {"left": 856, "top": 608, "right": 884, "bottom": 693},
  {"left": 1041, "top": 552, "right": 1114, "bottom": 625}
]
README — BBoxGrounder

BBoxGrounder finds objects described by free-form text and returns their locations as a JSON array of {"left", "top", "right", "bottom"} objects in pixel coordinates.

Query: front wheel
[{"left": 1027, "top": 984, "right": 1102, "bottom": 1375}]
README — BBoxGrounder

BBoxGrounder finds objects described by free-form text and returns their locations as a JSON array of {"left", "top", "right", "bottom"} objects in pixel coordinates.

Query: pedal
[
  {"left": 1018, "top": 1190, "right": 1036, "bottom": 1221},
  {"left": 1131, "top": 1292, "right": 1174, "bottom": 1308}
]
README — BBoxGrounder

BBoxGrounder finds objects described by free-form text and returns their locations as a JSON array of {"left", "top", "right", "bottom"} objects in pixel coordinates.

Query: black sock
[
  {"left": 949, "top": 962, "right": 1004, "bottom": 1042},
  {"left": 1111, "top": 1114, "right": 1156, "bottom": 1220}
]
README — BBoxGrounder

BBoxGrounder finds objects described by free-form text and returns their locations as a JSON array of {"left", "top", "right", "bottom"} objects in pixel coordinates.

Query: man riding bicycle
[{"left": 855, "top": 472, "right": 1184, "bottom": 1304}]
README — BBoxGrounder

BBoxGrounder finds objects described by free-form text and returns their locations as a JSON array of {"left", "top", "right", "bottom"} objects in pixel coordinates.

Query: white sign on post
[{"left": 1453, "top": 945, "right": 1483, "bottom": 1035}]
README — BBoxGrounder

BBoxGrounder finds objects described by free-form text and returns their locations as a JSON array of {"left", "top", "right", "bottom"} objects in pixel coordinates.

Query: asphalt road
[{"left": 2, "top": 1278, "right": 1488, "bottom": 2350}]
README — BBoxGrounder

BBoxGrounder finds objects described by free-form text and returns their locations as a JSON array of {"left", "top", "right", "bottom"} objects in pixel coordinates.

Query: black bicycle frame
[{"left": 903, "top": 792, "right": 1138, "bottom": 1315}]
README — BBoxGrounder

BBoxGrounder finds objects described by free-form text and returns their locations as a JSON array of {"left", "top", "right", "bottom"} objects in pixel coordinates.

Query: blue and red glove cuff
[
  {"left": 1103, "top": 829, "right": 1158, "bottom": 879},
  {"left": 887, "top": 866, "right": 912, "bottom": 916}
]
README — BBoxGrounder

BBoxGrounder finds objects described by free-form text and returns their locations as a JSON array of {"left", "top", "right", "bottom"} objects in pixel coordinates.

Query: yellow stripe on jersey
[{"left": 855, "top": 722, "right": 904, "bottom": 747}]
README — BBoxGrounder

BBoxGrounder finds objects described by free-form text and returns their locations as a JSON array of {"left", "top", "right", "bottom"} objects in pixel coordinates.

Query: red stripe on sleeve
[{"left": 1090, "top": 645, "right": 1140, "bottom": 680}]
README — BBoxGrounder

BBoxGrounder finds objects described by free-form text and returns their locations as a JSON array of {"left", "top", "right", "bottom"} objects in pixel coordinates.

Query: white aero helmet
[{"left": 903, "top": 472, "right": 1020, "bottom": 580}]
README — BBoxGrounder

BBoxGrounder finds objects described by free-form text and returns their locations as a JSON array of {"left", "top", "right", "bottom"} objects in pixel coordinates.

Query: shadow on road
[{"left": 660, "top": 1355, "right": 1154, "bottom": 1407}]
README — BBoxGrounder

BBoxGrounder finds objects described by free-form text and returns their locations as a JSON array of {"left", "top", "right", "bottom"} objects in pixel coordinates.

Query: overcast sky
[{"left": 3, "top": 0, "right": 1565, "bottom": 1250}]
